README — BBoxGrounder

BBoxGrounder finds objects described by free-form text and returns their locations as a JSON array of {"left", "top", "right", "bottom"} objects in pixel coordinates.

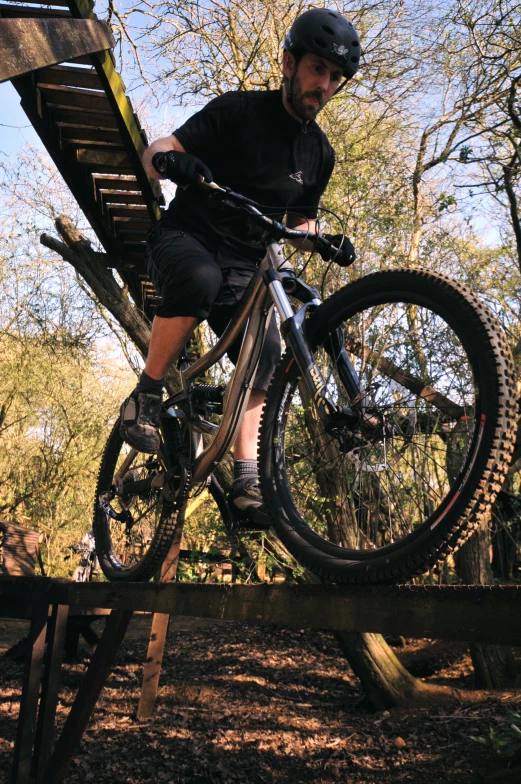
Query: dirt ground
[{"left": 1, "top": 615, "right": 520, "bottom": 784}]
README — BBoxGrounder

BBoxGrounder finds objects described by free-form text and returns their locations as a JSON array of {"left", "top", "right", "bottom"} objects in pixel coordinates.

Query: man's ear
[{"left": 282, "top": 50, "right": 296, "bottom": 79}]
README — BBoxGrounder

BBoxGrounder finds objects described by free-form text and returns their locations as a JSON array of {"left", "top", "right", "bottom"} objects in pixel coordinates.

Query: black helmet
[{"left": 284, "top": 8, "right": 361, "bottom": 80}]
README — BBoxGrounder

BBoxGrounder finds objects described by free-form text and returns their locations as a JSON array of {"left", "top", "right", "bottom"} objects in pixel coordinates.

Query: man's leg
[
  {"left": 121, "top": 227, "right": 222, "bottom": 453},
  {"left": 227, "top": 315, "right": 280, "bottom": 526},
  {"left": 120, "top": 315, "right": 198, "bottom": 453},
  {"left": 233, "top": 389, "right": 266, "bottom": 460},
  {"left": 144, "top": 315, "right": 198, "bottom": 380}
]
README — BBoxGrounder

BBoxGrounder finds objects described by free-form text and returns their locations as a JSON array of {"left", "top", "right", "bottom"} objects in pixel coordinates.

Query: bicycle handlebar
[
  {"left": 197, "top": 179, "right": 335, "bottom": 255},
  {"left": 152, "top": 151, "right": 340, "bottom": 257}
]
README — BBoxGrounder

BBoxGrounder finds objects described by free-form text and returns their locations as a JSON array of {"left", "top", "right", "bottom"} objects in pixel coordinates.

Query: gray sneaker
[
  {"left": 228, "top": 479, "right": 271, "bottom": 529},
  {"left": 120, "top": 391, "right": 161, "bottom": 454}
]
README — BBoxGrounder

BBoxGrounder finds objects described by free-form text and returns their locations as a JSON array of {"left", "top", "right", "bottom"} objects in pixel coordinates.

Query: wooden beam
[
  {"left": 10, "top": 590, "right": 50, "bottom": 784},
  {"left": 33, "top": 604, "right": 69, "bottom": 783},
  {"left": 137, "top": 511, "right": 186, "bottom": 720},
  {"left": 2, "top": 577, "right": 520, "bottom": 647},
  {"left": 35, "top": 64, "right": 103, "bottom": 90},
  {"left": 41, "top": 609, "right": 133, "bottom": 784},
  {"left": 0, "top": 19, "right": 114, "bottom": 83}
]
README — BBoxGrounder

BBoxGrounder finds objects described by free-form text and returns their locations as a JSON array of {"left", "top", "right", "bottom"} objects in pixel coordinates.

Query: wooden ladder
[{"left": 2, "top": 0, "right": 164, "bottom": 316}]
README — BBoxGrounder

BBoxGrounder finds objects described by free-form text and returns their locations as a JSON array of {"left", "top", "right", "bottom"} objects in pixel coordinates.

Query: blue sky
[{"left": 0, "top": 80, "right": 42, "bottom": 159}]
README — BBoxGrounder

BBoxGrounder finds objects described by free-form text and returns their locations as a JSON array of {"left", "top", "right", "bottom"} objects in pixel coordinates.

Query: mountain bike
[
  {"left": 69, "top": 529, "right": 99, "bottom": 582},
  {"left": 93, "top": 176, "right": 517, "bottom": 583}
]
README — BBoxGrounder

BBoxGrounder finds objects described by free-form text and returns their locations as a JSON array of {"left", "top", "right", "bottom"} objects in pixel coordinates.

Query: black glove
[
  {"left": 318, "top": 233, "right": 356, "bottom": 267},
  {"left": 152, "top": 150, "right": 213, "bottom": 188}
]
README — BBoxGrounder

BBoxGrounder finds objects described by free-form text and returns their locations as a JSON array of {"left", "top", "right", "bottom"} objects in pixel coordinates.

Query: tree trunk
[
  {"left": 40, "top": 217, "right": 181, "bottom": 393},
  {"left": 455, "top": 516, "right": 517, "bottom": 688},
  {"left": 334, "top": 631, "right": 429, "bottom": 710}
]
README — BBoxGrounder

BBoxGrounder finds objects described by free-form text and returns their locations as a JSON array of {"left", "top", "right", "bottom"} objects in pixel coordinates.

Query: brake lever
[
  {"left": 313, "top": 233, "right": 335, "bottom": 258},
  {"left": 198, "top": 178, "right": 226, "bottom": 193}
]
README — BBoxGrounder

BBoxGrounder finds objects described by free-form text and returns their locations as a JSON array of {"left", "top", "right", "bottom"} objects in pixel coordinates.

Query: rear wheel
[
  {"left": 259, "top": 269, "right": 516, "bottom": 583},
  {"left": 93, "top": 418, "right": 185, "bottom": 581}
]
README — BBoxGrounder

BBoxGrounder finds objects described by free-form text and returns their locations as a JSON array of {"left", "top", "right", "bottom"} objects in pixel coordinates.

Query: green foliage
[
  {"left": 470, "top": 713, "right": 521, "bottom": 760},
  {"left": 437, "top": 193, "right": 458, "bottom": 212}
]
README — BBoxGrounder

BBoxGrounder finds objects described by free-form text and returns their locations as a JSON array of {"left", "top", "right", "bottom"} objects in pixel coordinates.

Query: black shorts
[{"left": 145, "top": 224, "right": 281, "bottom": 392}]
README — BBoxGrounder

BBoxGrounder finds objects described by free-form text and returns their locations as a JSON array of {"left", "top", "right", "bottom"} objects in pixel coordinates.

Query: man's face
[{"left": 283, "top": 51, "right": 343, "bottom": 121}]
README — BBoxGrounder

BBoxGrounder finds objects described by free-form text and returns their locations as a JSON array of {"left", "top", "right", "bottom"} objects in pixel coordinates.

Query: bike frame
[{"left": 164, "top": 241, "right": 362, "bottom": 485}]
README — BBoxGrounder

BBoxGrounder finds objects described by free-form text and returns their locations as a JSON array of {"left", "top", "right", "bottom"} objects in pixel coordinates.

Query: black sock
[
  {"left": 135, "top": 370, "right": 164, "bottom": 396},
  {"left": 232, "top": 459, "right": 258, "bottom": 491}
]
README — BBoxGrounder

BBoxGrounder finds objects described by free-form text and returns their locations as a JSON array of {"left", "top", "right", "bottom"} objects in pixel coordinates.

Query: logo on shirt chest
[{"left": 289, "top": 171, "right": 304, "bottom": 185}]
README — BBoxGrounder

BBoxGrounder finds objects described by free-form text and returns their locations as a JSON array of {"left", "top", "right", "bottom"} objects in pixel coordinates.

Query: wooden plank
[
  {"left": 33, "top": 604, "right": 69, "bottom": 782},
  {"left": 1, "top": 521, "right": 40, "bottom": 576},
  {"left": 37, "top": 579, "right": 521, "bottom": 647},
  {"left": 93, "top": 174, "right": 141, "bottom": 191},
  {"left": 10, "top": 590, "right": 49, "bottom": 784},
  {"left": 77, "top": 148, "right": 132, "bottom": 170},
  {"left": 62, "top": 137, "right": 126, "bottom": 150},
  {"left": 51, "top": 106, "right": 119, "bottom": 128},
  {"left": 120, "top": 240, "right": 148, "bottom": 251},
  {"left": 7, "top": 575, "right": 520, "bottom": 651},
  {"left": 59, "top": 124, "right": 122, "bottom": 144},
  {"left": 117, "top": 231, "right": 149, "bottom": 243},
  {"left": 68, "top": 54, "right": 96, "bottom": 65},
  {"left": 108, "top": 205, "right": 150, "bottom": 219},
  {"left": 0, "top": 5, "right": 71, "bottom": 18},
  {"left": 36, "top": 64, "right": 102, "bottom": 90},
  {"left": 137, "top": 511, "right": 186, "bottom": 720},
  {"left": 5, "top": 0, "right": 73, "bottom": 6},
  {"left": 38, "top": 83, "right": 111, "bottom": 111},
  {"left": 12, "top": 81, "right": 125, "bottom": 255},
  {"left": 100, "top": 189, "right": 146, "bottom": 205},
  {"left": 41, "top": 609, "right": 133, "bottom": 784}
]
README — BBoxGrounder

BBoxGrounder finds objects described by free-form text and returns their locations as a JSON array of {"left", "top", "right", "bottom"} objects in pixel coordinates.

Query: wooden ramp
[{"left": 2, "top": 0, "right": 163, "bottom": 315}]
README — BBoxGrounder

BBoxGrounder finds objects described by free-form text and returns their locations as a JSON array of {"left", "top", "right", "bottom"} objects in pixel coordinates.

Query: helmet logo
[{"left": 332, "top": 43, "right": 349, "bottom": 59}]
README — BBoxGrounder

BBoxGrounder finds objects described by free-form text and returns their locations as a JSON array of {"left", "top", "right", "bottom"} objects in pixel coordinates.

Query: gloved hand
[
  {"left": 317, "top": 233, "right": 356, "bottom": 267},
  {"left": 152, "top": 150, "right": 213, "bottom": 188}
]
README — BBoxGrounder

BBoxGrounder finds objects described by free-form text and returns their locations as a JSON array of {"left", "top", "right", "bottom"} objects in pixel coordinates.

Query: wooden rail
[
  {"left": 2, "top": 575, "right": 520, "bottom": 783},
  {"left": 3, "top": 0, "right": 164, "bottom": 315},
  {"left": 2, "top": 576, "right": 521, "bottom": 646}
]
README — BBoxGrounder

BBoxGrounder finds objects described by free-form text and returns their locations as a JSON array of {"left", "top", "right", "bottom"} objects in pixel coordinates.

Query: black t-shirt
[{"left": 165, "top": 89, "right": 335, "bottom": 264}]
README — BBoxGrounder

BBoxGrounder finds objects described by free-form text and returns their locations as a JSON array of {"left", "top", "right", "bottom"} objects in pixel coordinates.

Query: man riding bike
[{"left": 120, "top": 8, "right": 361, "bottom": 526}]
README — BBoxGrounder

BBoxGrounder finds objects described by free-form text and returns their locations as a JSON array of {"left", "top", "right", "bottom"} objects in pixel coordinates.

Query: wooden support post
[
  {"left": 137, "top": 511, "right": 185, "bottom": 720},
  {"left": 41, "top": 608, "right": 133, "bottom": 784},
  {"left": 33, "top": 604, "right": 69, "bottom": 782},
  {"left": 11, "top": 591, "right": 49, "bottom": 784}
]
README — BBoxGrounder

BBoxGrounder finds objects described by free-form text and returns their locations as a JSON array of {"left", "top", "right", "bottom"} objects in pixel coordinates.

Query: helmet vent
[
  {"left": 352, "top": 40, "right": 360, "bottom": 47},
  {"left": 322, "top": 25, "right": 335, "bottom": 35},
  {"left": 351, "top": 56, "right": 359, "bottom": 63},
  {"left": 313, "top": 37, "right": 328, "bottom": 48},
  {"left": 328, "top": 11, "right": 337, "bottom": 17}
]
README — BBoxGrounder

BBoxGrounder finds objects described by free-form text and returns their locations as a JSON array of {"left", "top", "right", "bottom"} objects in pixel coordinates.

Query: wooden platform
[
  {"left": 2, "top": 576, "right": 521, "bottom": 646},
  {"left": 2, "top": 575, "right": 520, "bottom": 783}
]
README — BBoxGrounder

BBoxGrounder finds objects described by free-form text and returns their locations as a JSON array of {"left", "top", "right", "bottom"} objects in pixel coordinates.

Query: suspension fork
[
  {"left": 264, "top": 245, "right": 361, "bottom": 428},
  {"left": 322, "top": 328, "right": 362, "bottom": 400}
]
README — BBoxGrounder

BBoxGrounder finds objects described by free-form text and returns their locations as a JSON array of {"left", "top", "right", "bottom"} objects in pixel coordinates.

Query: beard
[{"left": 287, "top": 72, "right": 325, "bottom": 121}]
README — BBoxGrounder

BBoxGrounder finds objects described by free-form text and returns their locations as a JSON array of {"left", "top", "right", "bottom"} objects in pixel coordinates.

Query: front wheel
[{"left": 259, "top": 269, "right": 516, "bottom": 584}]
